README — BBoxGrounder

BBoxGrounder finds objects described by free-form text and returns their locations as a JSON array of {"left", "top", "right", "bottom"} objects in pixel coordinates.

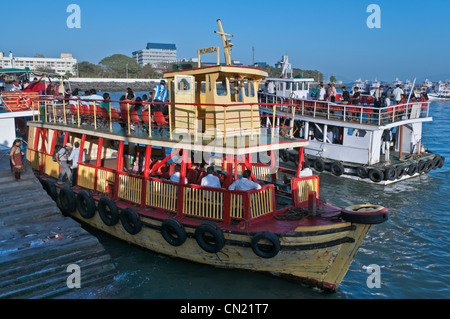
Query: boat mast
[{"left": 214, "top": 19, "right": 233, "bottom": 66}]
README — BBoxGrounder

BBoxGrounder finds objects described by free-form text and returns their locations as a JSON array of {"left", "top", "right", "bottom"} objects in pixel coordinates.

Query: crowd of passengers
[
  {"left": 58, "top": 80, "right": 170, "bottom": 131},
  {"left": 124, "top": 156, "right": 262, "bottom": 191}
]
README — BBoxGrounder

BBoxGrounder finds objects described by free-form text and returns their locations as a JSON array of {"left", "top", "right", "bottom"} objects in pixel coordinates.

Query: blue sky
[{"left": 2, "top": 0, "right": 449, "bottom": 83}]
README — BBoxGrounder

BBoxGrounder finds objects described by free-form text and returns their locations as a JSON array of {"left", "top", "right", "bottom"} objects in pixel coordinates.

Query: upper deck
[
  {"left": 258, "top": 92, "right": 432, "bottom": 129},
  {"left": 27, "top": 97, "right": 309, "bottom": 155}
]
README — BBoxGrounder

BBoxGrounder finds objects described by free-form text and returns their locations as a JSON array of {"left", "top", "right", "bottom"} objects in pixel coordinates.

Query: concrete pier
[{"left": 0, "top": 154, "right": 117, "bottom": 298}]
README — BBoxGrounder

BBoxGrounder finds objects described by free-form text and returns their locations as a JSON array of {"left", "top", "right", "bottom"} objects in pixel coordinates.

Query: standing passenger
[
  {"left": 56, "top": 143, "right": 73, "bottom": 185},
  {"left": 10, "top": 139, "right": 25, "bottom": 180},
  {"left": 67, "top": 142, "right": 85, "bottom": 187}
]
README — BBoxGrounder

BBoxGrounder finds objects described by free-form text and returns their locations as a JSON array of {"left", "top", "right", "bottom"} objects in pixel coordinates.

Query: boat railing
[
  {"left": 258, "top": 92, "right": 431, "bottom": 126},
  {"left": 29, "top": 96, "right": 303, "bottom": 140},
  {"left": 290, "top": 175, "right": 319, "bottom": 207},
  {"left": 73, "top": 161, "right": 277, "bottom": 223}
]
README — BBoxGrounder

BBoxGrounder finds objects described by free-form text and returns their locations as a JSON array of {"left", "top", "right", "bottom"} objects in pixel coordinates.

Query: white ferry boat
[
  {"left": 428, "top": 81, "right": 450, "bottom": 100},
  {"left": 258, "top": 88, "right": 444, "bottom": 185}
]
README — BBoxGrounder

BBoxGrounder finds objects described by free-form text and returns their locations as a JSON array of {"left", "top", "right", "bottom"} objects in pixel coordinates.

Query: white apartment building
[
  {"left": 132, "top": 43, "right": 177, "bottom": 67},
  {"left": 0, "top": 52, "right": 78, "bottom": 76}
]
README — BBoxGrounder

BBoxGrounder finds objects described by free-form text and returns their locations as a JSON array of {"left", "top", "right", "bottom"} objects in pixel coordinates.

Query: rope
[{"left": 274, "top": 206, "right": 311, "bottom": 220}]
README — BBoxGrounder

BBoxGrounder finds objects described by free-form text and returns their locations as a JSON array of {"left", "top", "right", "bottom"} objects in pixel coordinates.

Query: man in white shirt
[
  {"left": 228, "top": 170, "right": 261, "bottom": 191},
  {"left": 393, "top": 85, "right": 404, "bottom": 104},
  {"left": 68, "top": 141, "right": 85, "bottom": 186},
  {"left": 200, "top": 166, "right": 221, "bottom": 188},
  {"left": 170, "top": 164, "right": 188, "bottom": 184},
  {"left": 318, "top": 84, "right": 326, "bottom": 101}
]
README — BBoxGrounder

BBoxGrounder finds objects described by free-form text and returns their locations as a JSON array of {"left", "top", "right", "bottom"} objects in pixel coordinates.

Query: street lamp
[{"left": 126, "top": 63, "right": 128, "bottom": 78}]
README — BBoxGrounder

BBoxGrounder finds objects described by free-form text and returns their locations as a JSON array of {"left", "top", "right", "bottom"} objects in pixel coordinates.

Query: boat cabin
[{"left": 263, "top": 77, "right": 314, "bottom": 100}]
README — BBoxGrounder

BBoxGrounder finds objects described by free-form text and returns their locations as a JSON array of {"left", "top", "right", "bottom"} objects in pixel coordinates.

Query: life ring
[
  {"left": 330, "top": 162, "right": 344, "bottom": 176},
  {"left": 194, "top": 223, "right": 225, "bottom": 254},
  {"left": 120, "top": 208, "right": 142, "bottom": 235},
  {"left": 384, "top": 166, "right": 398, "bottom": 181},
  {"left": 76, "top": 190, "right": 96, "bottom": 219},
  {"left": 417, "top": 160, "right": 427, "bottom": 173},
  {"left": 407, "top": 162, "right": 417, "bottom": 176},
  {"left": 98, "top": 196, "right": 119, "bottom": 226},
  {"left": 16, "top": 96, "right": 31, "bottom": 109},
  {"left": 368, "top": 168, "right": 384, "bottom": 183},
  {"left": 161, "top": 218, "right": 187, "bottom": 247},
  {"left": 356, "top": 166, "right": 369, "bottom": 179},
  {"left": 396, "top": 165, "right": 406, "bottom": 179},
  {"left": 58, "top": 187, "right": 76, "bottom": 214},
  {"left": 251, "top": 231, "right": 280, "bottom": 259},
  {"left": 279, "top": 149, "right": 289, "bottom": 162},
  {"left": 313, "top": 158, "right": 325, "bottom": 172},
  {"left": 341, "top": 204, "right": 388, "bottom": 224},
  {"left": 42, "top": 180, "right": 58, "bottom": 200},
  {"left": 289, "top": 92, "right": 296, "bottom": 101}
]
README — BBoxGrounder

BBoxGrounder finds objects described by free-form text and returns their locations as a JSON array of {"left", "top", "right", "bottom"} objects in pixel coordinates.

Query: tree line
[{"left": 74, "top": 54, "right": 324, "bottom": 81}]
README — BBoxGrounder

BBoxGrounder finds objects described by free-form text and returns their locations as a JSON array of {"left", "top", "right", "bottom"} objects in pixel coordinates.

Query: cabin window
[
  {"left": 177, "top": 78, "right": 190, "bottom": 91},
  {"left": 245, "top": 78, "right": 255, "bottom": 97},
  {"left": 208, "top": 75, "right": 211, "bottom": 92},
  {"left": 216, "top": 80, "right": 227, "bottom": 96},
  {"left": 285, "top": 82, "right": 291, "bottom": 90}
]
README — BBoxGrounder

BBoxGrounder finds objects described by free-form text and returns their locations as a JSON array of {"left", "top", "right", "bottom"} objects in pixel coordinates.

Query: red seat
[
  {"left": 130, "top": 110, "right": 141, "bottom": 122},
  {"left": 154, "top": 111, "right": 168, "bottom": 124},
  {"left": 69, "top": 103, "right": 78, "bottom": 114},
  {"left": 140, "top": 111, "right": 153, "bottom": 123},
  {"left": 110, "top": 108, "right": 121, "bottom": 120}
]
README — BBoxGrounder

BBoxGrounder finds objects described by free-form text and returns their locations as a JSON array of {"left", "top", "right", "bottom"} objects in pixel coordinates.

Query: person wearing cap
[
  {"left": 153, "top": 80, "right": 168, "bottom": 113},
  {"left": 57, "top": 142, "right": 73, "bottom": 185}
]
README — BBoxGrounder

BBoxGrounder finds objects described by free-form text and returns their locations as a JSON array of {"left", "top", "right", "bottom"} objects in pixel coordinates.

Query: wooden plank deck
[{"left": 0, "top": 154, "right": 117, "bottom": 298}]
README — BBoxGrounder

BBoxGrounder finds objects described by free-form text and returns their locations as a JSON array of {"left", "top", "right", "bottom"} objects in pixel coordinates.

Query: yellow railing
[
  {"left": 230, "top": 193, "right": 244, "bottom": 219},
  {"left": 146, "top": 178, "right": 178, "bottom": 212},
  {"left": 250, "top": 186, "right": 274, "bottom": 219},
  {"left": 78, "top": 164, "right": 96, "bottom": 190},
  {"left": 291, "top": 176, "right": 319, "bottom": 205},
  {"left": 182, "top": 186, "right": 225, "bottom": 220},
  {"left": 118, "top": 173, "right": 143, "bottom": 205},
  {"left": 97, "top": 168, "right": 116, "bottom": 194}
]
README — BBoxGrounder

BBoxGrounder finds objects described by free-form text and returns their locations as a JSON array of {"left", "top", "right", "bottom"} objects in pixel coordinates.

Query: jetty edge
[{"left": 0, "top": 154, "right": 117, "bottom": 299}]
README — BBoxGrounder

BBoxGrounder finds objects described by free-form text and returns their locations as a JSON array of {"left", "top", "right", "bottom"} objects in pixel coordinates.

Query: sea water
[{"left": 77, "top": 92, "right": 450, "bottom": 299}]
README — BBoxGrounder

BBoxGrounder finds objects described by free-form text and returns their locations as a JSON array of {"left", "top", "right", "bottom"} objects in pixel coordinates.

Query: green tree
[
  {"left": 99, "top": 54, "right": 141, "bottom": 78},
  {"left": 76, "top": 61, "right": 104, "bottom": 78},
  {"left": 329, "top": 75, "right": 337, "bottom": 83}
]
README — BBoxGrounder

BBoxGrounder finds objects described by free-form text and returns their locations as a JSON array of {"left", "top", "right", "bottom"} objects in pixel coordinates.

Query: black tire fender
[
  {"left": 251, "top": 231, "right": 281, "bottom": 259},
  {"left": 58, "top": 187, "right": 76, "bottom": 214},
  {"left": 120, "top": 208, "right": 142, "bottom": 235},
  {"left": 407, "top": 162, "right": 417, "bottom": 176},
  {"left": 42, "top": 180, "right": 57, "bottom": 201},
  {"left": 396, "top": 165, "right": 406, "bottom": 179},
  {"left": 313, "top": 158, "right": 325, "bottom": 172},
  {"left": 98, "top": 197, "right": 119, "bottom": 226},
  {"left": 368, "top": 168, "right": 384, "bottom": 183},
  {"left": 194, "top": 223, "right": 225, "bottom": 254},
  {"left": 384, "top": 166, "right": 398, "bottom": 181},
  {"left": 161, "top": 218, "right": 187, "bottom": 247},
  {"left": 76, "top": 190, "right": 96, "bottom": 219},
  {"left": 330, "top": 162, "right": 344, "bottom": 176},
  {"left": 356, "top": 166, "right": 369, "bottom": 179}
]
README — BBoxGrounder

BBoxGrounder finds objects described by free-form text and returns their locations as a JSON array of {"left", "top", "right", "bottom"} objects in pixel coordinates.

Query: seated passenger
[
  {"left": 228, "top": 169, "right": 261, "bottom": 191},
  {"left": 170, "top": 164, "right": 188, "bottom": 184},
  {"left": 200, "top": 166, "right": 221, "bottom": 188}
]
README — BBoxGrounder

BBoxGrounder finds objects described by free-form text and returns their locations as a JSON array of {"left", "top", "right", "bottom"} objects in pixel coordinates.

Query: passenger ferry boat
[
  {"left": 24, "top": 20, "right": 388, "bottom": 292},
  {"left": 258, "top": 85, "right": 445, "bottom": 185},
  {"left": 428, "top": 81, "right": 450, "bottom": 100},
  {"left": 0, "top": 68, "right": 63, "bottom": 150}
]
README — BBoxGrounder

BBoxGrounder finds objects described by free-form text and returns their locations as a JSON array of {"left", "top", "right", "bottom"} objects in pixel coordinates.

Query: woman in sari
[{"left": 10, "top": 139, "right": 25, "bottom": 180}]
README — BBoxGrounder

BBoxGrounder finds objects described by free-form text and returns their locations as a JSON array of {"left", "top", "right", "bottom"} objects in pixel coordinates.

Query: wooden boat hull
[{"left": 52, "top": 185, "right": 373, "bottom": 292}]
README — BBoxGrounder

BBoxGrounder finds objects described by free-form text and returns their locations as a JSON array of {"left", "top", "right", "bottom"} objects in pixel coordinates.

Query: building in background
[
  {"left": 133, "top": 43, "right": 177, "bottom": 67},
  {"left": 0, "top": 52, "right": 78, "bottom": 76}
]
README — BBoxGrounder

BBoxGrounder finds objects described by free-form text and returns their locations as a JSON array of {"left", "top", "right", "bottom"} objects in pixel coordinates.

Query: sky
[{"left": 1, "top": 0, "right": 450, "bottom": 83}]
